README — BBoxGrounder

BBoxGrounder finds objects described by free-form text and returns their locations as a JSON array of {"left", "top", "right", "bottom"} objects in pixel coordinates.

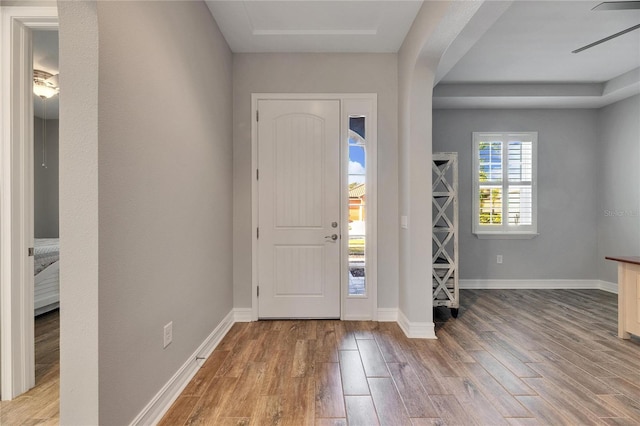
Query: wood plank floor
[
  {"left": 2, "top": 291, "right": 640, "bottom": 425},
  {"left": 161, "top": 290, "right": 640, "bottom": 426},
  {"left": 0, "top": 309, "right": 60, "bottom": 425}
]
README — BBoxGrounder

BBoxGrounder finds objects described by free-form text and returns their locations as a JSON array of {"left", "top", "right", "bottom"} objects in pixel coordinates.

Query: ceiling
[
  {"left": 206, "top": 0, "right": 640, "bottom": 108},
  {"left": 434, "top": 0, "right": 640, "bottom": 108},
  {"left": 204, "top": 0, "right": 423, "bottom": 53},
  {"left": 442, "top": 1, "right": 640, "bottom": 84},
  {"left": 33, "top": 29, "right": 59, "bottom": 119},
  {"left": 26, "top": 1, "right": 640, "bottom": 112}
]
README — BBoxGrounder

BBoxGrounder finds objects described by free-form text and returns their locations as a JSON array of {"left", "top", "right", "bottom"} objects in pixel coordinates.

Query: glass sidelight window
[{"left": 348, "top": 116, "right": 366, "bottom": 296}]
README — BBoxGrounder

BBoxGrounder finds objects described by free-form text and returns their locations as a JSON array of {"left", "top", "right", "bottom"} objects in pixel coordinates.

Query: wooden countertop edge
[{"left": 606, "top": 256, "right": 640, "bottom": 266}]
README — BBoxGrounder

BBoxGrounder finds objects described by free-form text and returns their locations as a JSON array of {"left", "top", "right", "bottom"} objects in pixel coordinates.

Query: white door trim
[
  {"left": 0, "top": 5, "right": 58, "bottom": 400},
  {"left": 341, "top": 97, "right": 377, "bottom": 321},
  {"left": 251, "top": 93, "right": 377, "bottom": 321}
]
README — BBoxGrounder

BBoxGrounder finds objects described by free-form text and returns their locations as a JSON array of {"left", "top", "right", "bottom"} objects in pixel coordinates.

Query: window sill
[{"left": 474, "top": 232, "right": 539, "bottom": 240}]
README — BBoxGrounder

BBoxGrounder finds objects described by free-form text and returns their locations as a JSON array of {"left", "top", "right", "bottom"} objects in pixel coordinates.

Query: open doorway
[
  {"left": 32, "top": 27, "right": 60, "bottom": 413},
  {"left": 2, "top": 3, "right": 97, "bottom": 421},
  {"left": 33, "top": 29, "right": 61, "bottom": 316},
  {"left": 0, "top": 25, "right": 60, "bottom": 424}
]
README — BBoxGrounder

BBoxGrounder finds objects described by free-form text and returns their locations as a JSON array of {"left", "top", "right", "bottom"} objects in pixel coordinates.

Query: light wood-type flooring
[
  {"left": 161, "top": 289, "right": 640, "bottom": 426},
  {"left": 3, "top": 291, "right": 640, "bottom": 425},
  {"left": 0, "top": 309, "right": 60, "bottom": 425}
]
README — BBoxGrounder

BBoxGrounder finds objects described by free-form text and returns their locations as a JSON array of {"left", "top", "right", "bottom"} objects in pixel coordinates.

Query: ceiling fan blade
[
  {"left": 592, "top": 1, "right": 640, "bottom": 10},
  {"left": 572, "top": 23, "right": 640, "bottom": 53}
]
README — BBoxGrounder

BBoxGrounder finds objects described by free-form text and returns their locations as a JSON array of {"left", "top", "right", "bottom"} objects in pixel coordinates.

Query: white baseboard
[
  {"left": 460, "top": 279, "right": 605, "bottom": 290},
  {"left": 377, "top": 308, "right": 398, "bottom": 322},
  {"left": 233, "top": 308, "right": 253, "bottom": 322},
  {"left": 397, "top": 310, "right": 437, "bottom": 339},
  {"left": 596, "top": 280, "right": 618, "bottom": 294},
  {"left": 342, "top": 314, "right": 373, "bottom": 320},
  {"left": 130, "top": 310, "right": 235, "bottom": 426}
]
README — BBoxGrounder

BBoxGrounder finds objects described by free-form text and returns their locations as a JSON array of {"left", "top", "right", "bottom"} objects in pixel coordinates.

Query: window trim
[{"left": 472, "top": 132, "right": 538, "bottom": 239}]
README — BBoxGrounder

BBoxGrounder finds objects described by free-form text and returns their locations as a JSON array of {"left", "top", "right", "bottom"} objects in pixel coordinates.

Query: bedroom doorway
[
  {"left": 31, "top": 28, "right": 61, "bottom": 416},
  {"left": 0, "top": 6, "right": 59, "bottom": 404},
  {"left": 33, "top": 29, "right": 61, "bottom": 315}
]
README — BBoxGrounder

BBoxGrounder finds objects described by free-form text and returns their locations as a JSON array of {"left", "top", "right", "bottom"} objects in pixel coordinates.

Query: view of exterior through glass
[
  {"left": 348, "top": 116, "right": 366, "bottom": 295},
  {"left": 478, "top": 139, "right": 533, "bottom": 226}
]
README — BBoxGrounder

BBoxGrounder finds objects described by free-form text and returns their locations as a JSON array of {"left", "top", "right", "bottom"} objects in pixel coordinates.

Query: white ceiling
[
  {"left": 27, "top": 1, "right": 640, "bottom": 113},
  {"left": 204, "top": 0, "right": 423, "bottom": 53},
  {"left": 206, "top": 0, "right": 640, "bottom": 108},
  {"left": 441, "top": 1, "right": 640, "bottom": 84},
  {"left": 33, "top": 29, "right": 59, "bottom": 119},
  {"left": 435, "top": 0, "right": 640, "bottom": 108}
]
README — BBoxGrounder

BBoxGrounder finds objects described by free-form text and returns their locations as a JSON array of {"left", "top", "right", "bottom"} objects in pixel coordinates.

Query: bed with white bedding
[{"left": 34, "top": 238, "right": 60, "bottom": 316}]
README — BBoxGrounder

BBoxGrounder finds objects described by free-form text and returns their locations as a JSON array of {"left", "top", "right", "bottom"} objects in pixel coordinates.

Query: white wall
[
  {"left": 232, "top": 53, "right": 399, "bottom": 309},
  {"left": 596, "top": 95, "right": 640, "bottom": 283},
  {"left": 33, "top": 118, "right": 58, "bottom": 238},
  {"left": 433, "top": 109, "right": 599, "bottom": 280}
]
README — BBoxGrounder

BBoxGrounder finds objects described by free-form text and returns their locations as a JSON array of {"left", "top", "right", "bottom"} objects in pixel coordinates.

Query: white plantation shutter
[
  {"left": 473, "top": 132, "right": 538, "bottom": 237},
  {"left": 507, "top": 140, "right": 533, "bottom": 225}
]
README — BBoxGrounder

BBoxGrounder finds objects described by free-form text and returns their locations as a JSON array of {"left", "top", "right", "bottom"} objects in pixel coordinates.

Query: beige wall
[
  {"left": 0, "top": 0, "right": 55, "bottom": 5},
  {"left": 58, "top": 1, "right": 99, "bottom": 422},
  {"left": 233, "top": 53, "right": 399, "bottom": 309},
  {"left": 95, "top": 1, "right": 233, "bottom": 424}
]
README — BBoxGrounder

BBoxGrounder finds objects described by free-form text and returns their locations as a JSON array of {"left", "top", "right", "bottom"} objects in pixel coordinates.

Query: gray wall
[
  {"left": 433, "top": 109, "right": 599, "bottom": 280},
  {"left": 233, "top": 53, "right": 399, "bottom": 308},
  {"left": 596, "top": 95, "right": 640, "bottom": 283},
  {"left": 33, "top": 117, "right": 58, "bottom": 238},
  {"left": 97, "top": 2, "right": 233, "bottom": 424}
]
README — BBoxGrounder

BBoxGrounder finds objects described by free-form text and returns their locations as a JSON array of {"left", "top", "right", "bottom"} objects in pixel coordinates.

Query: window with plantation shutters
[{"left": 472, "top": 132, "right": 538, "bottom": 238}]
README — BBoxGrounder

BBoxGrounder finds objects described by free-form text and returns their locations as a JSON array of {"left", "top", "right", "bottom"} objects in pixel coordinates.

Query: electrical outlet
[
  {"left": 163, "top": 321, "right": 173, "bottom": 348},
  {"left": 497, "top": 255, "right": 503, "bottom": 264}
]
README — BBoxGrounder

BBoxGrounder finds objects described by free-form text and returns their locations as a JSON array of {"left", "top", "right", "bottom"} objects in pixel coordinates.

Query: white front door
[{"left": 257, "top": 99, "right": 341, "bottom": 318}]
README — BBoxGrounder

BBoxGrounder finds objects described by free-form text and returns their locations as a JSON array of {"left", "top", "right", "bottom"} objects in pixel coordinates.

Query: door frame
[
  {"left": 251, "top": 93, "right": 378, "bottom": 321},
  {"left": 0, "top": 5, "right": 58, "bottom": 400}
]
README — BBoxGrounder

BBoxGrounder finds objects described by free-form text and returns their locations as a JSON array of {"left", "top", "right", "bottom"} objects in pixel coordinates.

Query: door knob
[{"left": 325, "top": 234, "right": 338, "bottom": 241}]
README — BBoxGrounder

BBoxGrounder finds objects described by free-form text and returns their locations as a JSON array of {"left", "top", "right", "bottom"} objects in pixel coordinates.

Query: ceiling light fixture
[
  {"left": 33, "top": 69, "right": 59, "bottom": 99},
  {"left": 33, "top": 69, "right": 59, "bottom": 168}
]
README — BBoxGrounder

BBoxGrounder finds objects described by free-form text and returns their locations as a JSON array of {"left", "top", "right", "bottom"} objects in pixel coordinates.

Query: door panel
[
  {"left": 258, "top": 99, "right": 340, "bottom": 318},
  {"left": 275, "top": 246, "right": 323, "bottom": 295}
]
